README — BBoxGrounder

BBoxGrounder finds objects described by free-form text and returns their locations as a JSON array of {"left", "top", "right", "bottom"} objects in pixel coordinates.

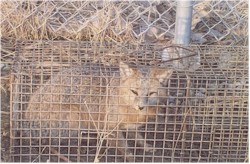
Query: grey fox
[{"left": 23, "top": 62, "right": 173, "bottom": 162}]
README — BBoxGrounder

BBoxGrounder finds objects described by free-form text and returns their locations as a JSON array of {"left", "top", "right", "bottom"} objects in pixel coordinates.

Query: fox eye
[
  {"left": 148, "top": 92, "right": 157, "bottom": 96},
  {"left": 130, "top": 89, "right": 138, "bottom": 95}
]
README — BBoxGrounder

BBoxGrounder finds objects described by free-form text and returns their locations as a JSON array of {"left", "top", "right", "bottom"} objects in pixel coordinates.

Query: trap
[{"left": 10, "top": 41, "right": 248, "bottom": 162}]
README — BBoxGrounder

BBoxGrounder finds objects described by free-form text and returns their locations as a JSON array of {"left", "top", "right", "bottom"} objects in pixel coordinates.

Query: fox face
[{"left": 118, "top": 62, "right": 173, "bottom": 111}]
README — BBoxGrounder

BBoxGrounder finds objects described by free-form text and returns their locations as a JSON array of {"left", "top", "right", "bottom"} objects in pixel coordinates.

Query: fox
[{"left": 22, "top": 62, "right": 173, "bottom": 162}]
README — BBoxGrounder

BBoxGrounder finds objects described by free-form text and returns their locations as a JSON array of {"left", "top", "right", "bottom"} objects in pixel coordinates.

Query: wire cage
[{"left": 10, "top": 41, "right": 248, "bottom": 162}]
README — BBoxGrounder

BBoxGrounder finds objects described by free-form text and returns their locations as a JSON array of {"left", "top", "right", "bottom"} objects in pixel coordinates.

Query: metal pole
[{"left": 174, "top": 0, "right": 193, "bottom": 45}]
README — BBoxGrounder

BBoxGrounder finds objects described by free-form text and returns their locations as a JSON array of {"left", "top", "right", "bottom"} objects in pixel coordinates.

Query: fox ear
[
  {"left": 152, "top": 69, "right": 173, "bottom": 85},
  {"left": 119, "top": 62, "right": 135, "bottom": 77}
]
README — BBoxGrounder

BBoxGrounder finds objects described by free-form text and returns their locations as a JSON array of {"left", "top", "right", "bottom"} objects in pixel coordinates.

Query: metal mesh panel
[
  {"left": 10, "top": 41, "right": 248, "bottom": 162},
  {"left": 1, "top": 1, "right": 176, "bottom": 43},
  {"left": 1, "top": 1, "right": 248, "bottom": 44},
  {"left": 192, "top": 0, "right": 248, "bottom": 45}
]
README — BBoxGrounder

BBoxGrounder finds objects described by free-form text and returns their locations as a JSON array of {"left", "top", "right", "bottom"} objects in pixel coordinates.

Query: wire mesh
[
  {"left": 192, "top": 0, "right": 248, "bottom": 45},
  {"left": 10, "top": 41, "right": 248, "bottom": 162},
  {"left": 1, "top": 0, "right": 248, "bottom": 45}
]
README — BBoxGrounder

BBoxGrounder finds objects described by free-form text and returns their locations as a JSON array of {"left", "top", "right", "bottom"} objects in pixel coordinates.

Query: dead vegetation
[{"left": 0, "top": 1, "right": 248, "bottom": 44}]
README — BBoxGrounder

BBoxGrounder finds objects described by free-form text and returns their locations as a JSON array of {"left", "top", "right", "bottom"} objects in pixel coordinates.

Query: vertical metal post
[
  {"left": 174, "top": 2, "right": 194, "bottom": 162},
  {"left": 174, "top": 0, "right": 193, "bottom": 45}
]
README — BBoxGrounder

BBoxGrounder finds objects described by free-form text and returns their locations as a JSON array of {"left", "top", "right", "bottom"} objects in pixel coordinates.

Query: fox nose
[{"left": 138, "top": 106, "right": 144, "bottom": 110}]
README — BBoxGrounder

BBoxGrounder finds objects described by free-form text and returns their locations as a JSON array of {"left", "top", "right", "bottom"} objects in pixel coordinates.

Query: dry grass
[
  {"left": 1, "top": 1, "right": 247, "bottom": 46},
  {"left": 0, "top": 1, "right": 138, "bottom": 43},
  {"left": 1, "top": 1, "right": 50, "bottom": 40}
]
